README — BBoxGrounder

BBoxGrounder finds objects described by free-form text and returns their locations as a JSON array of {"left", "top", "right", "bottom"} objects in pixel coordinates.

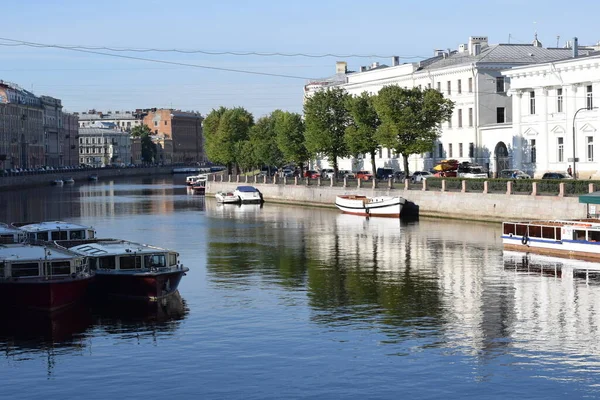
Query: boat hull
[
  {"left": 93, "top": 268, "right": 188, "bottom": 301},
  {"left": 503, "top": 235, "right": 600, "bottom": 262},
  {"left": 0, "top": 275, "right": 93, "bottom": 312},
  {"left": 215, "top": 192, "right": 240, "bottom": 204},
  {"left": 191, "top": 186, "right": 206, "bottom": 195},
  {"left": 335, "top": 196, "right": 405, "bottom": 218}
]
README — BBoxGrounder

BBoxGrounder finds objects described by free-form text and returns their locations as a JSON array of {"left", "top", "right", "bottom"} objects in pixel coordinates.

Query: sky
[{"left": 1, "top": 0, "right": 599, "bottom": 118}]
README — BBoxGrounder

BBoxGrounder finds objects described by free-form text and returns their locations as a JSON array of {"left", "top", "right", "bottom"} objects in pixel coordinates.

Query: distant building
[
  {"left": 142, "top": 109, "right": 204, "bottom": 163},
  {"left": 40, "top": 95, "right": 63, "bottom": 167},
  {"left": 78, "top": 122, "right": 131, "bottom": 167},
  {"left": 62, "top": 113, "right": 79, "bottom": 166},
  {"left": 77, "top": 110, "right": 144, "bottom": 132}
]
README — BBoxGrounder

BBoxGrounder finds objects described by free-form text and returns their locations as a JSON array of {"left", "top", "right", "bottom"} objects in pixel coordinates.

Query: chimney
[
  {"left": 371, "top": 62, "right": 380, "bottom": 69},
  {"left": 392, "top": 56, "right": 400, "bottom": 66},
  {"left": 335, "top": 61, "right": 348, "bottom": 74},
  {"left": 573, "top": 37, "right": 579, "bottom": 58},
  {"left": 473, "top": 43, "right": 482, "bottom": 56},
  {"left": 458, "top": 43, "right": 468, "bottom": 53},
  {"left": 468, "top": 36, "right": 488, "bottom": 55},
  {"left": 360, "top": 66, "right": 367, "bottom": 72},
  {"left": 434, "top": 49, "right": 445, "bottom": 56}
]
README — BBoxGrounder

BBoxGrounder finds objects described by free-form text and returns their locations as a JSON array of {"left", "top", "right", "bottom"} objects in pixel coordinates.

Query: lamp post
[{"left": 572, "top": 106, "right": 598, "bottom": 179}]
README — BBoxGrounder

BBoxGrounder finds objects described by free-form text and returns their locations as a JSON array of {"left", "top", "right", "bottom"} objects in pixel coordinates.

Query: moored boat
[
  {"left": 335, "top": 195, "right": 406, "bottom": 218},
  {"left": 502, "top": 218, "right": 600, "bottom": 261},
  {"left": 233, "top": 186, "right": 263, "bottom": 204},
  {"left": 190, "top": 174, "right": 207, "bottom": 195},
  {"left": 13, "top": 221, "right": 96, "bottom": 241},
  {"left": 186, "top": 174, "right": 205, "bottom": 185},
  {"left": 55, "top": 238, "right": 189, "bottom": 301},
  {"left": 215, "top": 191, "right": 240, "bottom": 204},
  {"left": 88, "top": 174, "right": 98, "bottom": 181},
  {"left": 0, "top": 243, "right": 93, "bottom": 312},
  {"left": 52, "top": 179, "right": 64, "bottom": 186},
  {"left": 0, "top": 223, "right": 26, "bottom": 243},
  {"left": 63, "top": 177, "right": 74, "bottom": 184}
]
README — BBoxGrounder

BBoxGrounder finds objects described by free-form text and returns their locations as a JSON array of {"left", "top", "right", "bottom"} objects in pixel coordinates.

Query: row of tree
[{"left": 203, "top": 85, "right": 455, "bottom": 177}]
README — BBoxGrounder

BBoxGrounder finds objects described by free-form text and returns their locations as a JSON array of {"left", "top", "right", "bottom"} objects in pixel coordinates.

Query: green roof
[{"left": 579, "top": 192, "right": 600, "bottom": 204}]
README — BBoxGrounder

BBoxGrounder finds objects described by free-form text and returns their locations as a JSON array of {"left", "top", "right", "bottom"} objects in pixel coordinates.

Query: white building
[
  {"left": 78, "top": 122, "right": 131, "bottom": 167},
  {"left": 306, "top": 35, "right": 588, "bottom": 176},
  {"left": 498, "top": 52, "right": 600, "bottom": 179},
  {"left": 77, "top": 110, "right": 143, "bottom": 132}
]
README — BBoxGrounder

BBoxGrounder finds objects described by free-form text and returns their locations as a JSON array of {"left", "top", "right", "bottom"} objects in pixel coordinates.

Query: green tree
[
  {"left": 374, "top": 86, "right": 454, "bottom": 177},
  {"left": 345, "top": 92, "right": 381, "bottom": 177},
  {"left": 131, "top": 124, "right": 157, "bottom": 164},
  {"left": 235, "top": 140, "right": 256, "bottom": 172},
  {"left": 250, "top": 115, "right": 283, "bottom": 173},
  {"left": 273, "top": 110, "right": 307, "bottom": 173},
  {"left": 304, "top": 87, "right": 351, "bottom": 176}
]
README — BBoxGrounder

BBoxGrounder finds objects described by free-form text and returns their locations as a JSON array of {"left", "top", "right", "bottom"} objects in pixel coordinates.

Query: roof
[
  {"left": 579, "top": 192, "right": 600, "bottom": 205},
  {"left": 79, "top": 127, "right": 130, "bottom": 136},
  {"left": 0, "top": 243, "right": 80, "bottom": 261},
  {"left": 0, "top": 223, "right": 24, "bottom": 236},
  {"left": 67, "top": 239, "right": 175, "bottom": 257},
  {"left": 16, "top": 221, "right": 93, "bottom": 233}
]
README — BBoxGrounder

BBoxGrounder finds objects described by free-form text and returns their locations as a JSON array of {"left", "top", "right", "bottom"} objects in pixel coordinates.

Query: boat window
[
  {"left": 529, "top": 225, "right": 542, "bottom": 238},
  {"left": 120, "top": 255, "right": 142, "bottom": 270},
  {"left": 11, "top": 262, "right": 40, "bottom": 277},
  {"left": 575, "top": 230, "right": 587, "bottom": 241},
  {"left": 70, "top": 230, "right": 85, "bottom": 240},
  {"left": 98, "top": 256, "right": 116, "bottom": 269},
  {"left": 51, "top": 231, "right": 68, "bottom": 240},
  {"left": 144, "top": 254, "right": 166, "bottom": 269},
  {"left": 168, "top": 253, "right": 178, "bottom": 266},
  {"left": 542, "top": 226, "right": 555, "bottom": 239},
  {"left": 556, "top": 228, "right": 562, "bottom": 241},
  {"left": 515, "top": 224, "right": 528, "bottom": 236},
  {"left": 89, "top": 258, "right": 97, "bottom": 271},
  {"left": 0, "top": 262, "right": 4, "bottom": 278},
  {"left": 88, "top": 230, "right": 95, "bottom": 239},
  {"left": 589, "top": 231, "right": 600, "bottom": 242},
  {"left": 36, "top": 232, "right": 48, "bottom": 241},
  {"left": 51, "top": 261, "right": 72, "bottom": 275}
]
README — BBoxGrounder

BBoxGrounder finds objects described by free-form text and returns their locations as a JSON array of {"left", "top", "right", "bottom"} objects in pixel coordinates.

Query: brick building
[{"left": 62, "top": 113, "right": 79, "bottom": 166}]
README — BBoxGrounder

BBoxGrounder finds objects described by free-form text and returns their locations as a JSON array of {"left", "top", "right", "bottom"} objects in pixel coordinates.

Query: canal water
[{"left": 1, "top": 176, "right": 600, "bottom": 399}]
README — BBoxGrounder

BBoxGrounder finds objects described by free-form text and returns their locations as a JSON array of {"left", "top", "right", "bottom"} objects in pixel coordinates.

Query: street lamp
[{"left": 572, "top": 106, "right": 598, "bottom": 179}]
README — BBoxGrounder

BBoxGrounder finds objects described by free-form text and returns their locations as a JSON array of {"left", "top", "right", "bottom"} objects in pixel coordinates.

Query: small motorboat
[
  {"left": 335, "top": 195, "right": 406, "bottom": 218},
  {"left": 63, "top": 177, "right": 75, "bottom": 184},
  {"left": 52, "top": 179, "right": 64, "bottom": 186},
  {"left": 190, "top": 174, "right": 207, "bottom": 195},
  {"left": 215, "top": 191, "right": 240, "bottom": 204},
  {"left": 233, "top": 186, "right": 264, "bottom": 204},
  {"left": 88, "top": 174, "right": 98, "bottom": 182}
]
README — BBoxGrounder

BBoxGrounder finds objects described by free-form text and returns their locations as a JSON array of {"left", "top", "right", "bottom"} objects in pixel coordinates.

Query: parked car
[
  {"left": 282, "top": 168, "right": 294, "bottom": 177},
  {"left": 356, "top": 170, "right": 373, "bottom": 180},
  {"left": 393, "top": 171, "right": 406, "bottom": 181},
  {"left": 411, "top": 171, "right": 434, "bottom": 183},
  {"left": 541, "top": 172, "right": 573, "bottom": 180},
  {"left": 376, "top": 168, "right": 395, "bottom": 180},
  {"left": 304, "top": 170, "right": 320, "bottom": 179},
  {"left": 458, "top": 166, "right": 488, "bottom": 179},
  {"left": 321, "top": 169, "right": 335, "bottom": 179},
  {"left": 337, "top": 170, "right": 354, "bottom": 179},
  {"left": 499, "top": 169, "right": 531, "bottom": 179}
]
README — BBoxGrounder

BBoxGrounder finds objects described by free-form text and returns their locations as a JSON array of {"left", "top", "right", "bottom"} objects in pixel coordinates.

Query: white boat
[
  {"left": 12, "top": 221, "right": 96, "bottom": 241},
  {"left": 186, "top": 174, "right": 206, "bottom": 186},
  {"left": 233, "top": 186, "right": 263, "bottom": 204},
  {"left": 502, "top": 218, "right": 600, "bottom": 261},
  {"left": 189, "top": 174, "right": 207, "bottom": 195},
  {"left": 52, "top": 179, "right": 64, "bottom": 186},
  {"left": 215, "top": 191, "right": 241, "bottom": 204},
  {"left": 0, "top": 223, "right": 26, "bottom": 243},
  {"left": 63, "top": 177, "right": 75, "bottom": 184},
  {"left": 335, "top": 195, "right": 406, "bottom": 218}
]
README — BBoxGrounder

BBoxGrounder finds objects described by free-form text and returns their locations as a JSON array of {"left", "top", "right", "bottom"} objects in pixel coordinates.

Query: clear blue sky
[{"left": 1, "top": 0, "right": 598, "bottom": 117}]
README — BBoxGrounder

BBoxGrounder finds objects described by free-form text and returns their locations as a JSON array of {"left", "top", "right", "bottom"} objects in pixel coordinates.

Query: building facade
[
  {"left": 78, "top": 123, "right": 132, "bottom": 167},
  {"left": 40, "top": 95, "right": 63, "bottom": 167},
  {"left": 78, "top": 110, "right": 144, "bottom": 132},
  {"left": 62, "top": 113, "right": 80, "bottom": 166},
  {"left": 142, "top": 109, "right": 204, "bottom": 163}
]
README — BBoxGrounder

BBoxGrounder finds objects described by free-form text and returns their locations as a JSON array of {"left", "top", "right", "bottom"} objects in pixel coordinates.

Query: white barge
[{"left": 335, "top": 195, "right": 405, "bottom": 218}]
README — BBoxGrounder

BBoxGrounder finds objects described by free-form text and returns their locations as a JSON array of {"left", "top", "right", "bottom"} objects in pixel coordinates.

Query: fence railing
[{"left": 211, "top": 175, "right": 598, "bottom": 197}]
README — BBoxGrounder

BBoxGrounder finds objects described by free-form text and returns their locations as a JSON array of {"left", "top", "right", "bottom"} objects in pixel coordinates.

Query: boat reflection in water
[{"left": 503, "top": 250, "right": 600, "bottom": 281}]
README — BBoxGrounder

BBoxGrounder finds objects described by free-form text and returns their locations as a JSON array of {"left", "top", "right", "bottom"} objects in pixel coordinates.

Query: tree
[
  {"left": 131, "top": 124, "right": 157, "bottom": 164},
  {"left": 304, "top": 87, "right": 352, "bottom": 176},
  {"left": 250, "top": 115, "right": 283, "bottom": 173},
  {"left": 273, "top": 110, "right": 308, "bottom": 173},
  {"left": 345, "top": 92, "right": 381, "bottom": 177},
  {"left": 374, "top": 86, "right": 454, "bottom": 177}
]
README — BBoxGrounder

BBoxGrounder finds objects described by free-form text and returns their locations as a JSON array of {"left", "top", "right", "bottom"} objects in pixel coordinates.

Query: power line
[{"left": 0, "top": 38, "right": 425, "bottom": 59}]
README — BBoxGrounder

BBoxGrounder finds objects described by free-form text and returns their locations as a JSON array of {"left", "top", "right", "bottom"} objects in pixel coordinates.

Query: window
[
  {"left": 587, "top": 85, "right": 593, "bottom": 109},
  {"left": 164, "top": 120, "right": 168, "bottom": 125},
  {"left": 497, "top": 107, "right": 505, "bottom": 123},
  {"left": 154, "top": 121, "right": 158, "bottom": 126},
  {"left": 448, "top": 113, "right": 452, "bottom": 128},
  {"left": 387, "top": 148, "right": 390, "bottom": 158},
  {"left": 144, "top": 255, "right": 166, "bottom": 269},
  {"left": 458, "top": 109, "right": 463, "bottom": 127},
  {"left": 557, "top": 137, "right": 564, "bottom": 162},
  {"left": 427, "top": 83, "right": 431, "bottom": 89},
  {"left": 437, "top": 82, "right": 441, "bottom": 92},
  {"left": 447, "top": 81, "right": 451, "bottom": 95},
  {"left": 449, "top": 143, "right": 453, "bottom": 157},
  {"left": 120, "top": 255, "right": 142, "bottom": 270},
  {"left": 588, "top": 136, "right": 594, "bottom": 162},
  {"left": 530, "top": 139, "right": 536, "bottom": 163},
  {"left": 11, "top": 262, "right": 39, "bottom": 277},
  {"left": 51, "top": 230, "right": 68, "bottom": 240},
  {"left": 98, "top": 256, "right": 116, "bottom": 270},
  {"left": 468, "top": 108, "right": 473, "bottom": 127},
  {"left": 530, "top": 91, "right": 536, "bottom": 114},
  {"left": 468, "top": 77, "right": 473, "bottom": 93},
  {"left": 557, "top": 88, "right": 563, "bottom": 113},
  {"left": 496, "top": 77, "right": 505, "bottom": 93},
  {"left": 459, "top": 143, "right": 463, "bottom": 158},
  {"left": 458, "top": 79, "right": 462, "bottom": 94},
  {"left": 51, "top": 261, "right": 71, "bottom": 276},
  {"left": 69, "top": 230, "right": 85, "bottom": 239},
  {"left": 438, "top": 143, "right": 443, "bottom": 158}
]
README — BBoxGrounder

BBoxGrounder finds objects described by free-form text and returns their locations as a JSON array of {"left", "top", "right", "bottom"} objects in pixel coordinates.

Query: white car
[{"left": 411, "top": 171, "right": 434, "bottom": 183}]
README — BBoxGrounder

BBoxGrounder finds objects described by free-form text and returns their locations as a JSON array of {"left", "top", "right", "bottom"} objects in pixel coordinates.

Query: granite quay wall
[
  {"left": 0, "top": 166, "right": 173, "bottom": 191},
  {"left": 206, "top": 176, "right": 589, "bottom": 223}
]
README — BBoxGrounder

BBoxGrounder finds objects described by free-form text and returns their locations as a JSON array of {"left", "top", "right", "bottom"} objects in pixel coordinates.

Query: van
[{"left": 376, "top": 168, "right": 394, "bottom": 180}]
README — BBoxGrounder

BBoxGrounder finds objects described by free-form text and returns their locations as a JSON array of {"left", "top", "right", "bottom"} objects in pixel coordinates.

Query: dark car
[
  {"left": 541, "top": 172, "right": 573, "bottom": 180},
  {"left": 376, "top": 168, "right": 395, "bottom": 180}
]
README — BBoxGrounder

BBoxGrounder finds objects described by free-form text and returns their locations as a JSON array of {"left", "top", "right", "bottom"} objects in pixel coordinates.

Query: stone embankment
[
  {"left": 207, "top": 175, "right": 589, "bottom": 223},
  {"left": 0, "top": 166, "right": 173, "bottom": 190}
]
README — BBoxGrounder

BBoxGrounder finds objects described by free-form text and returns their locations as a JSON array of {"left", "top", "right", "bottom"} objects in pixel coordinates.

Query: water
[{"left": 1, "top": 176, "right": 600, "bottom": 399}]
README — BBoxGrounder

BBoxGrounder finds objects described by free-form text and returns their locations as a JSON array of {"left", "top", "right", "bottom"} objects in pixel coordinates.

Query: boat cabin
[
  {"left": 0, "top": 243, "right": 88, "bottom": 280},
  {"left": 503, "top": 219, "right": 600, "bottom": 243},
  {"left": 57, "top": 239, "right": 180, "bottom": 272},
  {"left": 13, "top": 221, "right": 96, "bottom": 241},
  {"left": 0, "top": 223, "right": 26, "bottom": 244},
  {"left": 186, "top": 174, "right": 208, "bottom": 185}
]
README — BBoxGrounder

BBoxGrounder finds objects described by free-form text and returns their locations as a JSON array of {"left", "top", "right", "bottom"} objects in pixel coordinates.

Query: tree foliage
[
  {"left": 304, "top": 87, "right": 351, "bottom": 174},
  {"left": 203, "top": 107, "right": 253, "bottom": 173},
  {"left": 250, "top": 115, "right": 284, "bottom": 170},
  {"left": 273, "top": 110, "right": 307, "bottom": 170},
  {"left": 374, "top": 85, "right": 454, "bottom": 176},
  {"left": 131, "top": 124, "right": 156, "bottom": 163},
  {"left": 345, "top": 92, "right": 380, "bottom": 176}
]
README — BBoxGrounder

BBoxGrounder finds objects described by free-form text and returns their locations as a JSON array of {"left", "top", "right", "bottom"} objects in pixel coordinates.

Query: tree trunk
[
  {"left": 402, "top": 153, "right": 410, "bottom": 178},
  {"left": 227, "top": 163, "right": 232, "bottom": 176},
  {"left": 333, "top": 157, "right": 338, "bottom": 178},
  {"left": 370, "top": 153, "right": 377, "bottom": 178}
]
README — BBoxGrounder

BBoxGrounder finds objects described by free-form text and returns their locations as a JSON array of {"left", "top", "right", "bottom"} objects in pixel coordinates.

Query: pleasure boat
[
  {"left": 215, "top": 191, "right": 240, "bottom": 204},
  {"left": 335, "top": 195, "right": 406, "bottom": 218},
  {"left": 502, "top": 218, "right": 600, "bottom": 261},
  {"left": 55, "top": 238, "right": 189, "bottom": 301},
  {"left": 13, "top": 221, "right": 96, "bottom": 241},
  {"left": 233, "top": 186, "right": 264, "bottom": 204},
  {"left": 0, "top": 223, "right": 26, "bottom": 243},
  {"left": 190, "top": 174, "right": 208, "bottom": 195},
  {"left": 52, "top": 179, "right": 64, "bottom": 186},
  {"left": 63, "top": 177, "right": 75, "bottom": 184},
  {"left": 186, "top": 174, "right": 205, "bottom": 185},
  {"left": 0, "top": 243, "right": 93, "bottom": 312}
]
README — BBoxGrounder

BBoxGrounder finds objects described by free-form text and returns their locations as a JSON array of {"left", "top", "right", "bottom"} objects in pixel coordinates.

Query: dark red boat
[
  {"left": 55, "top": 239, "right": 188, "bottom": 301},
  {"left": 0, "top": 243, "right": 93, "bottom": 312}
]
